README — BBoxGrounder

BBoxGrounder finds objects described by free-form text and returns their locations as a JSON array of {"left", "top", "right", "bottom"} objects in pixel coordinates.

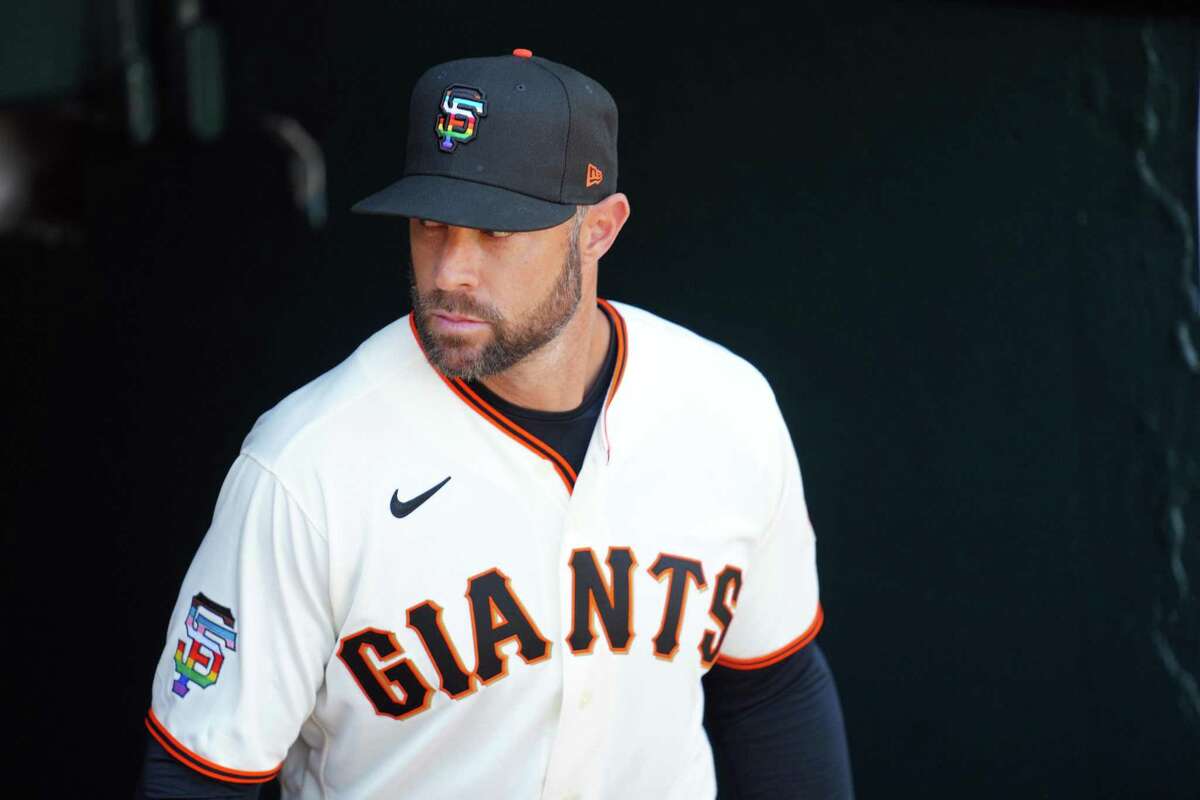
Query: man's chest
[{"left": 313, "top": 438, "right": 768, "bottom": 726}]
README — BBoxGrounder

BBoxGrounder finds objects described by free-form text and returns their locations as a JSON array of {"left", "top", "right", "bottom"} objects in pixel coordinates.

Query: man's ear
[{"left": 579, "top": 193, "right": 631, "bottom": 262}]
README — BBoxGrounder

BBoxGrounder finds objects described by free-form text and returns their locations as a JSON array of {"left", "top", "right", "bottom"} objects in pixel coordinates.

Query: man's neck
[{"left": 479, "top": 301, "right": 611, "bottom": 413}]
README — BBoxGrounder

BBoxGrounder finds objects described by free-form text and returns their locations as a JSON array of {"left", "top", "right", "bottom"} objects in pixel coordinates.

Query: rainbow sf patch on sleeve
[{"left": 172, "top": 592, "right": 238, "bottom": 697}]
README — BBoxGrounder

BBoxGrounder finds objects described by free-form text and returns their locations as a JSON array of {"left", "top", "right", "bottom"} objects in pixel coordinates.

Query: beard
[{"left": 409, "top": 222, "right": 584, "bottom": 382}]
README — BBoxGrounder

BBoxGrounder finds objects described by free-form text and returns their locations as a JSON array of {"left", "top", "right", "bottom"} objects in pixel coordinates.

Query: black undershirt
[
  {"left": 464, "top": 309, "right": 619, "bottom": 478},
  {"left": 134, "top": 312, "right": 854, "bottom": 798}
]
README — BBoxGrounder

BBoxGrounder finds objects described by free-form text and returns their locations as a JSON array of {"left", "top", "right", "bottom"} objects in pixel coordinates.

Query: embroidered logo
[
  {"left": 391, "top": 476, "right": 452, "bottom": 519},
  {"left": 435, "top": 85, "right": 487, "bottom": 152},
  {"left": 586, "top": 163, "right": 603, "bottom": 187},
  {"left": 172, "top": 592, "right": 238, "bottom": 697}
]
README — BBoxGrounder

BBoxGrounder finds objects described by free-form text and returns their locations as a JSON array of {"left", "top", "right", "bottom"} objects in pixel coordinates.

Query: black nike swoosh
[{"left": 390, "top": 476, "right": 451, "bottom": 519}]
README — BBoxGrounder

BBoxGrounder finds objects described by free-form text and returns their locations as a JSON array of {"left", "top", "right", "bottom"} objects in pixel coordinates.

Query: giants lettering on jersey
[{"left": 336, "top": 547, "right": 744, "bottom": 720}]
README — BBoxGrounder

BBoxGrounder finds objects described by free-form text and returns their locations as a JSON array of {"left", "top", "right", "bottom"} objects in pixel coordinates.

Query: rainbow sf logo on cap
[{"left": 435, "top": 84, "right": 487, "bottom": 152}]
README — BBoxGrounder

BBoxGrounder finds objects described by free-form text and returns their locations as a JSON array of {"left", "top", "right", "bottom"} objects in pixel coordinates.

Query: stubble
[{"left": 409, "top": 211, "right": 586, "bottom": 381}]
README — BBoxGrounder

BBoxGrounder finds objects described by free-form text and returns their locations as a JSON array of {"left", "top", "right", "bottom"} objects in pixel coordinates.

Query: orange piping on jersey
[
  {"left": 713, "top": 603, "right": 825, "bottom": 671},
  {"left": 453, "top": 379, "right": 578, "bottom": 485},
  {"left": 407, "top": 301, "right": 630, "bottom": 492},
  {"left": 408, "top": 314, "right": 576, "bottom": 492},
  {"left": 597, "top": 299, "right": 627, "bottom": 408},
  {"left": 145, "top": 708, "right": 282, "bottom": 784},
  {"left": 596, "top": 299, "right": 628, "bottom": 461}
]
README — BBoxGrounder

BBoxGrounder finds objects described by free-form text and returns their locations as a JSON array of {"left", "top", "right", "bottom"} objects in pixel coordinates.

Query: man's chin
[{"left": 428, "top": 340, "right": 490, "bottom": 379}]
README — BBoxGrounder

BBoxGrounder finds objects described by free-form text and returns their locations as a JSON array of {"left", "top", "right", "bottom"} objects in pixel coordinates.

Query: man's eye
[
  {"left": 486, "top": 230, "right": 514, "bottom": 238},
  {"left": 417, "top": 218, "right": 444, "bottom": 229}
]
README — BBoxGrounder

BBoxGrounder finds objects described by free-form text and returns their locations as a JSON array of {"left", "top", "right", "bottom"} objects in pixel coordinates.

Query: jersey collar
[{"left": 408, "top": 299, "right": 628, "bottom": 494}]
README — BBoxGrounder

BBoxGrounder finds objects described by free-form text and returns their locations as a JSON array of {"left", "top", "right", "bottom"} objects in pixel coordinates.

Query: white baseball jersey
[{"left": 146, "top": 299, "right": 823, "bottom": 799}]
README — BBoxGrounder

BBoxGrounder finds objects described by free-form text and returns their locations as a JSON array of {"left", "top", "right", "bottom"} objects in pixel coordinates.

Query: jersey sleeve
[
  {"left": 715, "top": 397, "right": 823, "bottom": 670},
  {"left": 145, "top": 452, "right": 334, "bottom": 783}
]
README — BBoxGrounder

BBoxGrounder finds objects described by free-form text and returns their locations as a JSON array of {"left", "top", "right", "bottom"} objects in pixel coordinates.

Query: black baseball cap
[{"left": 351, "top": 49, "right": 618, "bottom": 232}]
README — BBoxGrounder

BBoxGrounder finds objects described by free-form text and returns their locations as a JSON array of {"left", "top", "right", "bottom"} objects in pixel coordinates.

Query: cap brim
[{"left": 350, "top": 174, "right": 577, "bottom": 233}]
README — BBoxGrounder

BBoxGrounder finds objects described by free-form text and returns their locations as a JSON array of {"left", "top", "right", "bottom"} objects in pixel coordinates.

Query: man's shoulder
[
  {"left": 611, "top": 300, "right": 776, "bottom": 406},
  {"left": 611, "top": 301, "right": 790, "bottom": 491},
  {"left": 239, "top": 315, "right": 431, "bottom": 469}
]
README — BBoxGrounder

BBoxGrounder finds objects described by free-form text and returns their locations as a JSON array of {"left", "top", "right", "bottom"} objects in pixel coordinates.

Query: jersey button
[{"left": 578, "top": 690, "right": 592, "bottom": 710}]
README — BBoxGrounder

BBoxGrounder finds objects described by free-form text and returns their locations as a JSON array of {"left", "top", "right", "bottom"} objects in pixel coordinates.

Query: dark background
[{"left": 5, "top": 1, "right": 1199, "bottom": 797}]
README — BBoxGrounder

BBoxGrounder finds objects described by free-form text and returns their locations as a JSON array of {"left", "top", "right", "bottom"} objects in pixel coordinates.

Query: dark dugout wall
[{"left": 5, "top": 1, "right": 1198, "bottom": 797}]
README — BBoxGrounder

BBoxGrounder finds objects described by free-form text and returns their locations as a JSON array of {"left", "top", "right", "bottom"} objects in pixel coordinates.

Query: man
[{"left": 137, "top": 51, "right": 853, "bottom": 799}]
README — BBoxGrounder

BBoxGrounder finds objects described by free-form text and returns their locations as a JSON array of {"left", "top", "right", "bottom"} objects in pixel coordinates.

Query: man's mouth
[{"left": 431, "top": 310, "right": 489, "bottom": 331}]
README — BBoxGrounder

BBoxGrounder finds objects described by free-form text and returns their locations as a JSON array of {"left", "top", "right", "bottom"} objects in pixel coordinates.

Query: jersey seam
[
  {"left": 715, "top": 603, "right": 824, "bottom": 670},
  {"left": 239, "top": 450, "right": 330, "bottom": 542},
  {"left": 260, "top": 329, "right": 422, "bottom": 470},
  {"left": 527, "top": 60, "right": 574, "bottom": 201},
  {"left": 750, "top": 385, "right": 792, "bottom": 559},
  {"left": 311, "top": 714, "right": 333, "bottom": 799}
]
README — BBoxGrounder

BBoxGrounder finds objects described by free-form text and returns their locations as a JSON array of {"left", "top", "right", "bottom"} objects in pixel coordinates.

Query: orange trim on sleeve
[
  {"left": 145, "top": 708, "right": 282, "bottom": 784},
  {"left": 714, "top": 604, "right": 824, "bottom": 671}
]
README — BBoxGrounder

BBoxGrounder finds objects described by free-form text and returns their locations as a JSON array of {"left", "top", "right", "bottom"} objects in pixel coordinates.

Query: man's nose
[{"left": 432, "top": 226, "right": 485, "bottom": 291}]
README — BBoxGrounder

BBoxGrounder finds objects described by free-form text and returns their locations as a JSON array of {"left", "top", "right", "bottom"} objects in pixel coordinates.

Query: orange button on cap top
[{"left": 512, "top": 48, "right": 533, "bottom": 58}]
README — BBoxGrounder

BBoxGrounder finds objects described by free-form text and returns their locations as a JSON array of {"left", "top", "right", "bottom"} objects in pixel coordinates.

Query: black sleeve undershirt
[
  {"left": 703, "top": 642, "right": 855, "bottom": 799},
  {"left": 137, "top": 312, "right": 853, "bottom": 797},
  {"left": 134, "top": 737, "right": 261, "bottom": 799}
]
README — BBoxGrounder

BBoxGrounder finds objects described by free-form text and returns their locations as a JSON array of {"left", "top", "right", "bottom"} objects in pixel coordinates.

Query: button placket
[{"left": 542, "top": 433, "right": 611, "bottom": 800}]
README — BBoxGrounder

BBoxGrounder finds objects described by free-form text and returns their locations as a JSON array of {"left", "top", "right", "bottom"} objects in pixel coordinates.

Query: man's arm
[
  {"left": 141, "top": 454, "right": 333, "bottom": 792},
  {"left": 134, "top": 735, "right": 262, "bottom": 800},
  {"left": 703, "top": 641, "right": 853, "bottom": 799}
]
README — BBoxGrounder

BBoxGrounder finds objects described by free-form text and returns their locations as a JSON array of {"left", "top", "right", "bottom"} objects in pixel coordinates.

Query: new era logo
[{"left": 586, "top": 163, "right": 603, "bottom": 187}]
